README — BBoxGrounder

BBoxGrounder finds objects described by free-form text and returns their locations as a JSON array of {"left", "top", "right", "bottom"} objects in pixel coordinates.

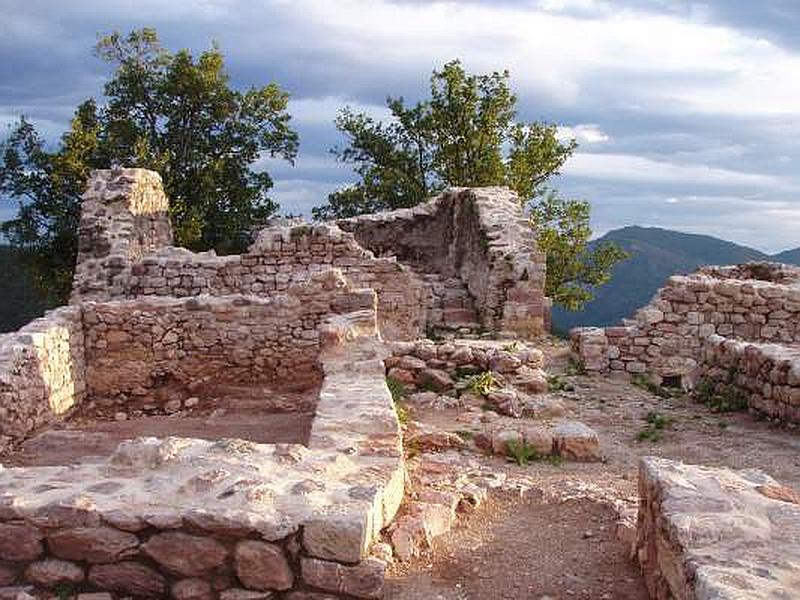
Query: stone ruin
[
  {"left": 1, "top": 166, "right": 798, "bottom": 599},
  {"left": 0, "top": 168, "right": 550, "bottom": 599},
  {"left": 571, "top": 261, "right": 800, "bottom": 422},
  {"left": 572, "top": 261, "right": 800, "bottom": 598}
]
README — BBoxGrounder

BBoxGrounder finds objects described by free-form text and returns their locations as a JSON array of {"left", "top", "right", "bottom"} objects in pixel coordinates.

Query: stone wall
[
  {"left": 84, "top": 270, "right": 376, "bottom": 401},
  {"left": 337, "top": 187, "right": 550, "bottom": 337},
  {"left": 636, "top": 456, "right": 800, "bottom": 599},
  {"left": 696, "top": 335, "right": 800, "bottom": 422},
  {"left": 123, "top": 224, "right": 426, "bottom": 341},
  {"left": 71, "top": 170, "right": 550, "bottom": 341},
  {"left": 0, "top": 306, "right": 84, "bottom": 446},
  {"left": 72, "top": 168, "right": 173, "bottom": 303},
  {"left": 0, "top": 271, "right": 406, "bottom": 598},
  {"left": 571, "top": 263, "right": 800, "bottom": 381},
  {"left": 571, "top": 261, "right": 800, "bottom": 422}
]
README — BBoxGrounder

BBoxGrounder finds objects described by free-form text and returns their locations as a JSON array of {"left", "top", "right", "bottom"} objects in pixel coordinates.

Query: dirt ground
[
  {"left": 3, "top": 381, "right": 319, "bottom": 467},
  {"left": 385, "top": 339, "right": 800, "bottom": 599}
]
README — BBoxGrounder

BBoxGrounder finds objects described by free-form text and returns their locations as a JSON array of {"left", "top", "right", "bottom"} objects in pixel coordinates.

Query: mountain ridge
[{"left": 552, "top": 226, "right": 799, "bottom": 332}]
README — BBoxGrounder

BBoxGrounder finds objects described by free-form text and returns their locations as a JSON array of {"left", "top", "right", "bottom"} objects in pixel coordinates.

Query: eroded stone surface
[
  {"left": 142, "top": 531, "right": 228, "bottom": 576},
  {"left": 636, "top": 457, "right": 800, "bottom": 599}
]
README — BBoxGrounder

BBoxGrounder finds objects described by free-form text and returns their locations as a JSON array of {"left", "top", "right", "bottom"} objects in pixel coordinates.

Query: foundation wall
[
  {"left": 636, "top": 457, "right": 800, "bottom": 600},
  {"left": 84, "top": 270, "right": 375, "bottom": 400}
]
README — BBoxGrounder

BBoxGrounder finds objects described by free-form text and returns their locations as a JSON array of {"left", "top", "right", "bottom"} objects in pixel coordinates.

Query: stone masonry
[
  {"left": 636, "top": 456, "right": 800, "bottom": 599},
  {"left": 338, "top": 187, "right": 550, "bottom": 337},
  {"left": 71, "top": 170, "right": 550, "bottom": 341},
  {"left": 0, "top": 270, "right": 405, "bottom": 598},
  {"left": 571, "top": 262, "right": 800, "bottom": 422}
]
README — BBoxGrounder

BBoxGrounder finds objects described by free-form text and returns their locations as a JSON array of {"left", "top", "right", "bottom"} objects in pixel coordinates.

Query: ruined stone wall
[
  {"left": 84, "top": 270, "right": 376, "bottom": 400},
  {"left": 571, "top": 263, "right": 800, "bottom": 380},
  {"left": 72, "top": 168, "right": 173, "bottom": 302},
  {"left": 338, "top": 187, "right": 550, "bottom": 337},
  {"left": 121, "top": 224, "right": 426, "bottom": 341},
  {"left": 696, "top": 335, "right": 800, "bottom": 422},
  {"left": 571, "top": 262, "right": 800, "bottom": 422},
  {"left": 0, "top": 306, "right": 84, "bottom": 445}
]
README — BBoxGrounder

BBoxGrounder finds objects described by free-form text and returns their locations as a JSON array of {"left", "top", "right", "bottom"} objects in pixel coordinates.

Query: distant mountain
[
  {"left": 0, "top": 246, "right": 51, "bottom": 333},
  {"left": 552, "top": 226, "right": 799, "bottom": 333},
  {"left": 773, "top": 247, "right": 800, "bottom": 265}
]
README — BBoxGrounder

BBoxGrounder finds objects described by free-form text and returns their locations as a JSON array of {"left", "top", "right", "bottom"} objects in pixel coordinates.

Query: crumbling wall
[
  {"left": 84, "top": 270, "right": 376, "bottom": 400},
  {"left": 0, "top": 306, "right": 85, "bottom": 446},
  {"left": 571, "top": 263, "right": 800, "bottom": 379},
  {"left": 338, "top": 187, "right": 549, "bottom": 337},
  {"left": 71, "top": 168, "right": 173, "bottom": 302},
  {"left": 122, "top": 224, "right": 425, "bottom": 341},
  {"left": 571, "top": 262, "right": 800, "bottom": 422},
  {"left": 696, "top": 335, "right": 800, "bottom": 422}
]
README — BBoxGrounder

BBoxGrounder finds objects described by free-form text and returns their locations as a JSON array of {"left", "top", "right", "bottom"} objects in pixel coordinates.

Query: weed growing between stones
[
  {"left": 637, "top": 411, "right": 672, "bottom": 442},
  {"left": 564, "top": 358, "right": 587, "bottom": 376},
  {"left": 461, "top": 371, "right": 501, "bottom": 396},
  {"left": 547, "top": 374, "right": 575, "bottom": 392},
  {"left": 506, "top": 438, "right": 540, "bottom": 466},
  {"left": 632, "top": 375, "right": 677, "bottom": 399},
  {"left": 693, "top": 377, "right": 749, "bottom": 413},
  {"left": 386, "top": 376, "right": 410, "bottom": 425}
]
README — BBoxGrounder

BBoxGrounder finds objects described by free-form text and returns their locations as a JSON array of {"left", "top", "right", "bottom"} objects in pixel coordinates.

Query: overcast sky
[{"left": 2, "top": 0, "right": 799, "bottom": 252}]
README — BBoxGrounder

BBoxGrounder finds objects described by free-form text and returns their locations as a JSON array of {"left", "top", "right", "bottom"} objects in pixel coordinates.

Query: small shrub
[
  {"left": 455, "top": 429, "right": 474, "bottom": 440},
  {"left": 547, "top": 374, "right": 574, "bottom": 392},
  {"left": 564, "top": 358, "right": 586, "bottom": 376},
  {"left": 692, "top": 377, "right": 748, "bottom": 413},
  {"left": 502, "top": 341, "right": 522, "bottom": 353},
  {"left": 632, "top": 375, "right": 673, "bottom": 399},
  {"left": 506, "top": 439, "right": 540, "bottom": 466},
  {"left": 463, "top": 371, "right": 500, "bottom": 396},
  {"left": 637, "top": 411, "right": 672, "bottom": 442}
]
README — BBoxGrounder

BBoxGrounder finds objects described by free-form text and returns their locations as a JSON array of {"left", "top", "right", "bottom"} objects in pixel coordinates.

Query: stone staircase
[{"left": 421, "top": 274, "right": 482, "bottom": 336}]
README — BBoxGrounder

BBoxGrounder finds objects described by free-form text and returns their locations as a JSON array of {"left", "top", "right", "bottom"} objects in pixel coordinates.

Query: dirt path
[{"left": 385, "top": 339, "right": 800, "bottom": 599}]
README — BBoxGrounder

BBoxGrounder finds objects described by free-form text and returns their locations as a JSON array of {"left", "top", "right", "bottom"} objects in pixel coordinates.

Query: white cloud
[
  {"left": 557, "top": 124, "right": 610, "bottom": 144},
  {"left": 565, "top": 152, "right": 791, "bottom": 189}
]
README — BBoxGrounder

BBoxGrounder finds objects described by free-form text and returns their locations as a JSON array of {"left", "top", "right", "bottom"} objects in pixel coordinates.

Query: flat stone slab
[{"left": 636, "top": 457, "right": 800, "bottom": 599}]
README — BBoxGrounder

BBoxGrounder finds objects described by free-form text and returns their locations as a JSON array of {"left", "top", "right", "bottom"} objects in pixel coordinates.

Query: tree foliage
[
  {"left": 1, "top": 28, "right": 297, "bottom": 303},
  {"left": 313, "top": 60, "right": 627, "bottom": 311}
]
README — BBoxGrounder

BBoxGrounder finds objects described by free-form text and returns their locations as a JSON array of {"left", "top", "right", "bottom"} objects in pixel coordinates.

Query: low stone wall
[
  {"left": 385, "top": 338, "right": 546, "bottom": 395},
  {"left": 337, "top": 187, "right": 550, "bottom": 337},
  {"left": 84, "top": 270, "right": 375, "bottom": 400},
  {"left": 695, "top": 334, "right": 800, "bottom": 422},
  {"left": 0, "top": 307, "right": 85, "bottom": 446},
  {"left": 0, "top": 280, "right": 405, "bottom": 599},
  {"left": 635, "top": 456, "right": 800, "bottom": 599},
  {"left": 571, "top": 263, "right": 800, "bottom": 381}
]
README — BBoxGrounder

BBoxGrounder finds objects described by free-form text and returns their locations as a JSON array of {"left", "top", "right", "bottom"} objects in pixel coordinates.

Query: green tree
[
  {"left": 314, "top": 60, "right": 626, "bottom": 311},
  {"left": 530, "top": 190, "right": 628, "bottom": 311},
  {"left": 1, "top": 28, "right": 298, "bottom": 303}
]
